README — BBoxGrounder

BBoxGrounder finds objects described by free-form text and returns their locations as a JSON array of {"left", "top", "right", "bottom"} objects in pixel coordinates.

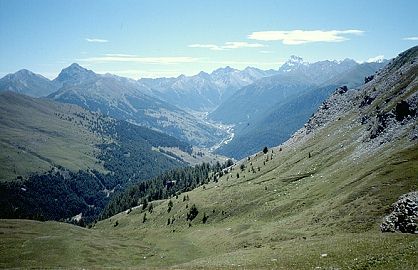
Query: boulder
[{"left": 381, "top": 191, "right": 418, "bottom": 234}]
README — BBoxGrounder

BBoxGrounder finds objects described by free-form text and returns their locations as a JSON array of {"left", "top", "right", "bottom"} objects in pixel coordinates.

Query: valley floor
[{"left": 1, "top": 219, "right": 417, "bottom": 269}]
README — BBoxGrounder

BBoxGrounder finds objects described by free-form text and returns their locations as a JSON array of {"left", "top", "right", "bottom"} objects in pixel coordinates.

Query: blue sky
[{"left": 0, "top": 0, "right": 417, "bottom": 79}]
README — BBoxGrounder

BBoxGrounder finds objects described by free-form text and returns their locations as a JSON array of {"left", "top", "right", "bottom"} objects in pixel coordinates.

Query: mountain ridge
[
  {"left": 212, "top": 59, "right": 388, "bottom": 158},
  {"left": 0, "top": 46, "right": 416, "bottom": 269}
]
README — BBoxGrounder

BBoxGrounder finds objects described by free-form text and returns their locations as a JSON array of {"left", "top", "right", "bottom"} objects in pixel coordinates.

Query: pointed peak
[
  {"left": 289, "top": 55, "right": 304, "bottom": 62},
  {"left": 55, "top": 63, "right": 96, "bottom": 84},
  {"left": 15, "top": 69, "right": 33, "bottom": 75},
  {"left": 211, "top": 66, "right": 238, "bottom": 76},
  {"left": 222, "top": 66, "right": 234, "bottom": 71},
  {"left": 64, "top": 63, "right": 89, "bottom": 71},
  {"left": 279, "top": 55, "right": 308, "bottom": 72},
  {"left": 9, "top": 69, "right": 39, "bottom": 79},
  {"left": 8, "top": 69, "right": 47, "bottom": 80},
  {"left": 198, "top": 71, "right": 210, "bottom": 77},
  {"left": 61, "top": 63, "right": 92, "bottom": 73},
  {"left": 284, "top": 55, "right": 308, "bottom": 66}
]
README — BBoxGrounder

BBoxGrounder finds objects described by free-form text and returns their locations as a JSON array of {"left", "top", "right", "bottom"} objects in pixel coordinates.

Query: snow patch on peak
[
  {"left": 289, "top": 55, "right": 306, "bottom": 63},
  {"left": 279, "top": 55, "right": 309, "bottom": 72},
  {"left": 367, "top": 55, "right": 385, "bottom": 63}
]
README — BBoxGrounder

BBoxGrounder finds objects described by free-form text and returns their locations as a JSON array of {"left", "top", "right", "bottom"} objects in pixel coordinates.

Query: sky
[{"left": 0, "top": 0, "right": 417, "bottom": 79}]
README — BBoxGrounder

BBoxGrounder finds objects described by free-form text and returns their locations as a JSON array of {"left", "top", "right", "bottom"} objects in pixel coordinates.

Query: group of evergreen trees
[
  {"left": 101, "top": 160, "right": 233, "bottom": 219},
  {"left": 0, "top": 117, "right": 193, "bottom": 224},
  {"left": 0, "top": 168, "right": 108, "bottom": 223}
]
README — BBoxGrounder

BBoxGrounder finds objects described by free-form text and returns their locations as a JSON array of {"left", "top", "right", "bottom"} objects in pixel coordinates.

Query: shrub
[
  {"left": 187, "top": 204, "right": 199, "bottom": 221},
  {"left": 202, "top": 212, "right": 208, "bottom": 224}
]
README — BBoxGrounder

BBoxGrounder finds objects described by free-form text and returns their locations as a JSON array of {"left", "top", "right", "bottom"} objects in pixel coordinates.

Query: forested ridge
[
  {"left": 101, "top": 159, "right": 233, "bottom": 219},
  {"left": 0, "top": 96, "right": 193, "bottom": 224}
]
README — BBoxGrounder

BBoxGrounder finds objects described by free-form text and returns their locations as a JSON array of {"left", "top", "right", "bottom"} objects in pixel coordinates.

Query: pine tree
[
  {"left": 142, "top": 198, "right": 148, "bottom": 210},
  {"left": 202, "top": 212, "right": 208, "bottom": 224},
  {"left": 187, "top": 204, "right": 199, "bottom": 221},
  {"left": 168, "top": 200, "right": 173, "bottom": 213}
]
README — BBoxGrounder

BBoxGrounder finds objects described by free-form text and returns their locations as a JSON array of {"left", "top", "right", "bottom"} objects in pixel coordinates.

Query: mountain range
[
  {"left": 140, "top": 66, "right": 277, "bottom": 111},
  {"left": 210, "top": 58, "right": 388, "bottom": 158},
  {"left": 1, "top": 46, "right": 416, "bottom": 269},
  {"left": 0, "top": 56, "right": 387, "bottom": 157}
]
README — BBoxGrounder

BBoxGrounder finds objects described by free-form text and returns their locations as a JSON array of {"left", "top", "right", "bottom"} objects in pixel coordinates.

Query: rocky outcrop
[{"left": 380, "top": 191, "right": 418, "bottom": 234}]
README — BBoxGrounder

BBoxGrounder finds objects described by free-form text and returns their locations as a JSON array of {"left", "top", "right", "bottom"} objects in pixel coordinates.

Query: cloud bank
[
  {"left": 248, "top": 30, "right": 364, "bottom": 45},
  {"left": 189, "top": 41, "right": 265, "bottom": 51}
]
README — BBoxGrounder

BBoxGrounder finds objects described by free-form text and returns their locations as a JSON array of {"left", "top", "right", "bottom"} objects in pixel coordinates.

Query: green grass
[
  {"left": 1, "top": 107, "right": 416, "bottom": 268},
  {"left": 1, "top": 49, "right": 417, "bottom": 268},
  {"left": 0, "top": 92, "right": 109, "bottom": 181}
]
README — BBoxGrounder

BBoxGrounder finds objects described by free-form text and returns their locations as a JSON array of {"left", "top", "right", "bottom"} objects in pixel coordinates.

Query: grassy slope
[
  {"left": 0, "top": 92, "right": 108, "bottom": 181},
  {"left": 1, "top": 126, "right": 416, "bottom": 268},
  {"left": 1, "top": 101, "right": 416, "bottom": 268},
  {"left": 1, "top": 48, "right": 417, "bottom": 269}
]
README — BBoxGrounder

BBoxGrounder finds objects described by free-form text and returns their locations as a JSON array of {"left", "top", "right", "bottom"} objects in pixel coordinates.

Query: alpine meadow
[{"left": 0, "top": 1, "right": 417, "bottom": 269}]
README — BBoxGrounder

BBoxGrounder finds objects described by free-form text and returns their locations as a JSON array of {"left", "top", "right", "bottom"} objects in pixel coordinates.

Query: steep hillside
[
  {"left": 0, "top": 91, "right": 108, "bottom": 180},
  {"left": 1, "top": 47, "right": 416, "bottom": 269},
  {"left": 215, "top": 60, "right": 387, "bottom": 159},
  {"left": 0, "top": 92, "right": 195, "bottom": 222},
  {"left": 210, "top": 73, "right": 315, "bottom": 124}
]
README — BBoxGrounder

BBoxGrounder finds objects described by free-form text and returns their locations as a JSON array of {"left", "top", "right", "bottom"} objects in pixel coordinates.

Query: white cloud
[
  {"left": 366, "top": 55, "right": 385, "bottom": 63},
  {"left": 403, "top": 36, "right": 418, "bottom": 41},
  {"left": 259, "top": 50, "right": 275, "bottom": 54},
  {"left": 248, "top": 29, "right": 364, "bottom": 45},
  {"left": 78, "top": 54, "right": 198, "bottom": 64},
  {"left": 189, "top": 41, "right": 265, "bottom": 51},
  {"left": 188, "top": 44, "right": 226, "bottom": 51},
  {"left": 222, "top": 42, "right": 265, "bottom": 49},
  {"left": 86, "top": 38, "right": 109, "bottom": 43}
]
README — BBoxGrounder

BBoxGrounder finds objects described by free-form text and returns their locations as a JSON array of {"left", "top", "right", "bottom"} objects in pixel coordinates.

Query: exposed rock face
[
  {"left": 364, "top": 75, "right": 374, "bottom": 84},
  {"left": 395, "top": 100, "right": 416, "bottom": 121},
  {"left": 380, "top": 191, "right": 418, "bottom": 234}
]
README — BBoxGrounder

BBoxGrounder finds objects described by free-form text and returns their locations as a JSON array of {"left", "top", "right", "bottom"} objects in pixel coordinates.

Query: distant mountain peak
[
  {"left": 211, "top": 66, "right": 238, "bottom": 76},
  {"left": 289, "top": 55, "right": 305, "bottom": 63},
  {"left": 15, "top": 69, "right": 33, "bottom": 75},
  {"left": 366, "top": 55, "right": 386, "bottom": 63},
  {"left": 54, "top": 63, "right": 96, "bottom": 85},
  {"left": 197, "top": 71, "right": 210, "bottom": 78},
  {"left": 0, "top": 69, "right": 54, "bottom": 97},
  {"left": 279, "top": 55, "right": 308, "bottom": 73},
  {"left": 62, "top": 63, "right": 91, "bottom": 73}
]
